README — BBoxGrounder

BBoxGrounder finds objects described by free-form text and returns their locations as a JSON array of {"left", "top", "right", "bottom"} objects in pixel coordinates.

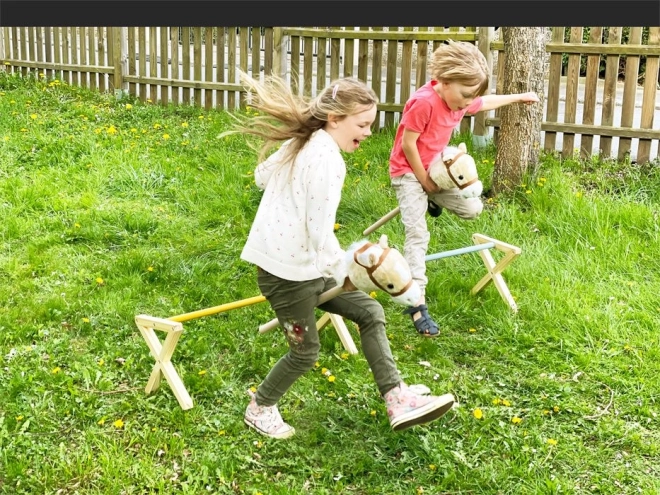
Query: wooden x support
[
  {"left": 135, "top": 315, "right": 193, "bottom": 410},
  {"left": 470, "top": 233, "right": 522, "bottom": 312}
]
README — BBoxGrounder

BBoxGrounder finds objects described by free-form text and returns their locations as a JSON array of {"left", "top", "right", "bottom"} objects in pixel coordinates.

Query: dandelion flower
[
  {"left": 52, "top": 366, "right": 61, "bottom": 374},
  {"left": 181, "top": 122, "right": 189, "bottom": 128},
  {"left": 113, "top": 419, "right": 124, "bottom": 429},
  {"left": 198, "top": 370, "right": 207, "bottom": 376},
  {"left": 333, "top": 223, "right": 341, "bottom": 231},
  {"left": 82, "top": 317, "right": 90, "bottom": 323},
  {"left": 553, "top": 405, "right": 560, "bottom": 413},
  {"left": 429, "top": 464, "right": 437, "bottom": 471},
  {"left": 473, "top": 408, "right": 483, "bottom": 419},
  {"left": 95, "top": 277, "right": 104, "bottom": 285},
  {"left": 547, "top": 438, "right": 557, "bottom": 446},
  {"left": 162, "top": 133, "right": 170, "bottom": 140},
  {"left": 369, "top": 291, "right": 377, "bottom": 298},
  {"left": 502, "top": 399, "right": 511, "bottom": 407},
  {"left": 340, "top": 352, "right": 349, "bottom": 360},
  {"left": 469, "top": 327, "right": 476, "bottom": 333},
  {"left": 249, "top": 385, "right": 257, "bottom": 393},
  {"left": 98, "top": 359, "right": 104, "bottom": 366},
  {"left": 125, "top": 103, "right": 132, "bottom": 109},
  {"left": 30, "top": 113, "right": 38, "bottom": 119},
  {"left": 511, "top": 416, "right": 523, "bottom": 424},
  {"left": 97, "top": 417, "right": 106, "bottom": 425},
  {"left": 328, "top": 375, "right": 336, "bottom": 383},
  {"left": 16, "top": 415, "right": 24, "bottom": 421}
]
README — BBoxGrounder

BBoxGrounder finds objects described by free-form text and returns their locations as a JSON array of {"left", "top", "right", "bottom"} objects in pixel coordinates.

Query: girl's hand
[
  {"left": 519, "top": 92, "right": 540, "bottom": 104},
  {"left": 342, "top": 276, "right": 358, "bottom": 292}
]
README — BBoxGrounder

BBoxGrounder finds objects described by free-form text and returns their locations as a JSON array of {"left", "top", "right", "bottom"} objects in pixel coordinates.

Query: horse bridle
[
  {"left": 352, "top": 242, "right": 413, "bottom": 297},
  {"left": 441, "top": 150, "right": 479, "bottom": 190}
]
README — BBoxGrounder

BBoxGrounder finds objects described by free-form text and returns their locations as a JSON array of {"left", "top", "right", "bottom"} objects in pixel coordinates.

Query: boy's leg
[
  {"left": 391, "top": 174, "right": 430, "bottom": 293},
  {"left": 391, "top": 174, "right": 440, "bottom": 337},
  {"left": 429, "top": 189, "right": 484, "bottom": 220}
]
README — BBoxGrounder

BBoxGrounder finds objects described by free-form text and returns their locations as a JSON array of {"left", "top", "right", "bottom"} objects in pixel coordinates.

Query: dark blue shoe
[{"left": 427, "top": 200, "right": 443, "bottom": 218}]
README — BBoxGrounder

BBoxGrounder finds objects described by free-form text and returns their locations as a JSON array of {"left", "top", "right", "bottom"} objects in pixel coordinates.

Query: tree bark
[{"left": 491, "top": 27, "right": 547, "bottom": 195}]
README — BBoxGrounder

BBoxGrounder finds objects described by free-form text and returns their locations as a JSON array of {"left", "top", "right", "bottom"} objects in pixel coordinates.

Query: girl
[{"left": 226, "top": 72, "right": 455, "bottom": 439}]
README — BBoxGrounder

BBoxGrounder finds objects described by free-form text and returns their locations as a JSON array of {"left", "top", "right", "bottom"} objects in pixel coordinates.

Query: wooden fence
[{"left": 1, "top": 26, "right": 659, "bottom": 163}]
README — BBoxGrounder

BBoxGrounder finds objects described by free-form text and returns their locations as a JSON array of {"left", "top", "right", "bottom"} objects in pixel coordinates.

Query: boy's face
[
  {"left": 326, "top": 104, "right": 377, "bottom": 153},
  {"left": 437, "top": 81, "right": 482, "bottom": 112}
]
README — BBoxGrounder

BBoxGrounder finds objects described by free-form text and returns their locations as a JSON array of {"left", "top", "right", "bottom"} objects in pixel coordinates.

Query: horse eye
[
  {"left": 458, "top": 175, "right": 464, "bottom": 180},
  {"left": 387, "top": 283, "right": 394, "bottom": 289}
]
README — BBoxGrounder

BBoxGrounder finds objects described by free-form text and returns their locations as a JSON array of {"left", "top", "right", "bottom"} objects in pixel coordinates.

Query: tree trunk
[{"left": 491, "top": 27, "right": 547, "bottom": 195}]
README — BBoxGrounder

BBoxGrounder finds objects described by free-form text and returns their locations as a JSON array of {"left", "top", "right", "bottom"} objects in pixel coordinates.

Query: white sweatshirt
[{"left": 240, "top": 129, "right": 347, "bottom": 285}]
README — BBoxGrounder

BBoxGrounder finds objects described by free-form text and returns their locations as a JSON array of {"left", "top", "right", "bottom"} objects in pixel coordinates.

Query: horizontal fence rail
[{"left": 0, "top": 26, "right": 658, "bottom": 163}]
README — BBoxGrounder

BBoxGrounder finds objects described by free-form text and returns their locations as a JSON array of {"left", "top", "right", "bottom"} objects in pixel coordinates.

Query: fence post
[
  {"left": 474, "top": 26, "right": 494, "bottom": 149},
  {"left": 112, "top": 27, "right": 128, "bottom": 98},
  {"left": 0, "top": 28, "right": 5, "bottom": 66},
  {"left": 273, "top": 27, "right": 287, "bottom": 79}
]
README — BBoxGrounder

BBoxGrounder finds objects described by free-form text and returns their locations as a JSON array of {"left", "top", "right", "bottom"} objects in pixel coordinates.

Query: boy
[{"left": 389, "top": 40, "right": 540, "bottom": 337}]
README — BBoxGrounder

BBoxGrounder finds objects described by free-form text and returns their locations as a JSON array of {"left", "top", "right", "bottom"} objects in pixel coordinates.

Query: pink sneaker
[
  {"left": 384, "top": 382, "right": 455, "bottom": 431},
  {"left": 244, "top": 390, "right": 295, "bottom": 439}
]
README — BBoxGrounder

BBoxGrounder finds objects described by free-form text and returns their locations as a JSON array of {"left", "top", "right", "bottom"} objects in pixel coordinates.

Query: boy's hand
[
  {"left": 519, "top": 92, "right": 540, "bottom": 105},
  {"left": 422, "top": 173, "right": 440, "bottom": 194}
]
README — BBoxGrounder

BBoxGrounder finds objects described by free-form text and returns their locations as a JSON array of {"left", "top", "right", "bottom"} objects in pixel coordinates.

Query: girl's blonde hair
[
  {"left": 429, "top": 40, "right": 490, "bottom": 98},
  {"left": 224, "top": 71, "right": 378, "bottom": 164}
]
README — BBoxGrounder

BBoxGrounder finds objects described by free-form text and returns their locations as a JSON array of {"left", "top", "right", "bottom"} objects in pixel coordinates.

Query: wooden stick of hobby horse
[
  {"left": 362, "top": 206, "right": 400, "bottom": 236},
  {"left": 168, "top": 295, "right": 267, "bottom": 323},
  {"left": 258, "top": 285, "right": 345, "bottom": 334}
]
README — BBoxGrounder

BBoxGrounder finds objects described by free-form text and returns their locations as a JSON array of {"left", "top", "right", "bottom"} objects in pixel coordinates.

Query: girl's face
[
  {"left": 436, "top": 81, "right": 482, "bottom": 112},
  {"left": 326, "top": 104, "right": 377, "bottom": 153}
]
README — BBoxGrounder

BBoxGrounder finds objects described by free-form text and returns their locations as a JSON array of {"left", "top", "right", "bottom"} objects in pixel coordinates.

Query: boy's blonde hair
[
  {"left": 226, "top": 71, "right": 378, "bottom": 164},
  {"left": 429, "top": 40, "right": 490, "bottom": 98}
]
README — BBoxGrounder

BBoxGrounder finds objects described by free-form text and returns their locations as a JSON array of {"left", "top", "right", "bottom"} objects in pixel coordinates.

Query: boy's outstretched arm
[
  {"left": 402, "top": 128, "right": 440, "bottom": 194},
  {"left": 479, "top": 92, "right": 540, "bottom": 112}
]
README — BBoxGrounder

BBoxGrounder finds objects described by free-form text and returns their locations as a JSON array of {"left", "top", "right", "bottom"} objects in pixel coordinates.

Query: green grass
[{"left": 1, "top": 71, "right": 659, "bottom": 495}]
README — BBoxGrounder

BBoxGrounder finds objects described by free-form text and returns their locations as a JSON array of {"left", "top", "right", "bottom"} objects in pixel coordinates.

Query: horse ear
[
  {"left": 378, "top": 234, "right": 389, "bottom": 248},
  {"left": 458, "top": 142, "right": 467, "bottom": 153}
]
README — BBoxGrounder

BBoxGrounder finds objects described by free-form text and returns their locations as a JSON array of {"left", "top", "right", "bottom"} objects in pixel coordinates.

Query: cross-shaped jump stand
[
  {"left": 424, "top": 233, "right": 521, "bottom": 312},
  {"left": 470, "top": 233, "right": 521, "bottom": 312},
  {"left": 135, "top": 294, "right": 353, "bottom": 411}
]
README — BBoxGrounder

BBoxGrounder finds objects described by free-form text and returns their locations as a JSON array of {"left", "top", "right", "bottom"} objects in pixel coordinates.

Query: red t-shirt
[{"left": 389, "top": 80, "right": 483, "bottom": 178}]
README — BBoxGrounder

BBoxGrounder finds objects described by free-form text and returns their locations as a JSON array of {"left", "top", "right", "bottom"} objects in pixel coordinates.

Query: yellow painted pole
[{"left": 169, "top": 295, "right": 267, "bottom": 323}]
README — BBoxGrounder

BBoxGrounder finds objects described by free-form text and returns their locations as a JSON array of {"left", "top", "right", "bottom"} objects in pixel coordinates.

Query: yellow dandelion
[
  {"left": 97, "top": 417, "right": 106, "bottom": 425},
  {"left": 321, "top": 367, "right": 329, "bottom": 375},
  {"left": 52, "top": 366, "right": 61, "bottom": 374},
  {"left": 16, "top": 415, "right": 24, "bottom": 421},
  {"left": 146, "top": 99, "right": 152, "bottom": 103},
  {"left": 547, "top": 438, "right": 557, "bottom": 446},
  {"left": 492, "top": 398, "right": 502, "bottom": 405},
  {"left": 113, "top": 419, "right": 124, "bottom": 429},
  {"left": 74, "top": 222, "right": 81, "bottom": 228},
  {"left": 526, "top": 190, "right": 532, "bottom": 194},
  {"left": 153, "top": 123, "right": 161, "bottom": 129},
  {"left": 95, "top": 277, "right": 104, "bottom": 285},
  {"left": 369, "top": 291, "right": 377, "bottom": 298},
  {"left": 553, "top": 405, "right": 560, "bottom": 413},
  {"left": 328, "top": 375, "right": 336, "bottom": 383},
  {"left": 543, "top": 409, "right": 551, "bottom": 415},
  {"left": 2, "top": 136, "right": 9, "bottom": 141},
  {"left": 98, "top": 359, "right": 104, "bottom": 366},
  {"left": 502, "top": 399, "right": 511, "bottom": 407},
  {"left": 106, "top": 125, "right": 117, "bottom": 135},
  {"left": 198, "top": 115, "right": 204, "bottom": 119},
  {"left": 30, "top": 113, "right": 38, "bottom": 119},
  {"left": 429, "top": 464, "right": 437, "bottom": 471},
  {"left": 147, "top": 266, "right": 154, "bottom": 272},
  {"left": 249, "top": 385, "right": 257, "bottom": 393},
  {"left": 198, "top": 370, "right": 207, "bottom": 376},
  {"left": 511, "top": 416, "right": 523, "bottom": 424},
  {"left": 181, "top": 122, "right": 189, "bottom": 128},
  {"left": 473, "top": 408, "right": 483, "bottom": 419},
  {"left": 340, "top": 352, "right": 349, "bottom": 360},
  {"left": 218, "top": 429, "right": 226, "bottom": 436},
  {"left": 370, "top": 410, "right": 377, "bottom": 416},
  {"left": 82, "top": 317, "right": 90, "bottom": 323},
  {"left": 333, "top": 223, "right": 341, "bottom": 231},
  {"left": 469, "top": 327, "right": 477, "bottom": 333},
  {"left": 130, "top": 128, "right": 138, "bottom": 133},
  {"left": 162, "top": 133, "right": 170, "bottom": 140},
  {"left": 125, "top": 103, "right": 132, "bottom": 110},
  {"left": 575, "top": 191, "right": 583, "bottom": 198}
]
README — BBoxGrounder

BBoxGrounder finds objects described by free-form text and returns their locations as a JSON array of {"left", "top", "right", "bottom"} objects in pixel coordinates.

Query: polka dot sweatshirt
[{"left": 241, "top": 129, "right": 346, "bottom": 285}]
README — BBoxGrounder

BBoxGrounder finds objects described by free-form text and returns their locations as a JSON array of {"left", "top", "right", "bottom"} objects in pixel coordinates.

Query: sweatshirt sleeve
[
  {"left": 305, "top": 151, "right": 347, "bottom": 285},
  {"left": 254, "top": 141, "right": 290, "bottom": 190}
]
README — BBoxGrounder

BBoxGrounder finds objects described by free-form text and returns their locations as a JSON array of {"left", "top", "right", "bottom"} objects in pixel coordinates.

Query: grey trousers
[
  {"left": 254, "top": 268, "right": 402, "bottom": 406},
  {"left": 392, "top": 173, "right": 484, "bottom": 296}
]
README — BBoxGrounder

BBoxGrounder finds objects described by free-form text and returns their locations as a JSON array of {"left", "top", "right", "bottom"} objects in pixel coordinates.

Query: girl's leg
[
  {"left": 255, "top": 269, "right": 325, "bottom": 406},
  {"left": 318, "top": 281, "right": 401, "bottom": 396}
]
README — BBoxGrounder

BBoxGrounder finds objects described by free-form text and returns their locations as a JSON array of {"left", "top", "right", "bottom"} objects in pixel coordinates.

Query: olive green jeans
[{"left": 254, "top": 267, "right": 402, "bottom": 407}]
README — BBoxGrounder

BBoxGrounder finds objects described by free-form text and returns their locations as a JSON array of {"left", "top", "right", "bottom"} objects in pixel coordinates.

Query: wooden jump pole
[{"left": 168, "top": 295, "right": 267, "bottom": 323}]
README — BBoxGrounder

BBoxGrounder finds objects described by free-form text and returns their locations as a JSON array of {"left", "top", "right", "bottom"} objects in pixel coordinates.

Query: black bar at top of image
[{"left": 0, "top": 1, "right": 657, "bottom": 27}]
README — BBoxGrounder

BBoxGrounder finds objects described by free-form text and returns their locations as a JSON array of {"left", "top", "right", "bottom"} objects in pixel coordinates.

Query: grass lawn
[{"left": 0, "top": 71, "right": 659, "bottom": 495}]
